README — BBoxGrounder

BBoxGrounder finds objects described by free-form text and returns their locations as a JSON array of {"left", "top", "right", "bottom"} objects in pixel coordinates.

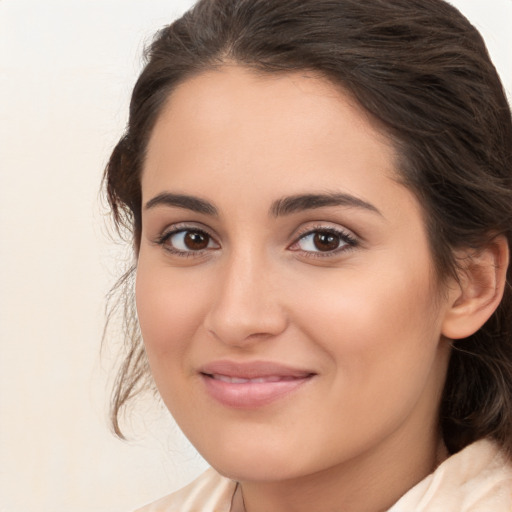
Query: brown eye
[
  {"left": 291, "top": 228, "right": 356, "bottom": 255},
  {"left": 161, "top": 229, "right": 219, "bottom": 254},
  {"left": 313, "top": 231, "right": 340, "bottom": 252},
  {"left": 184, "top": 231, "right": 210, "bottom": 250}
]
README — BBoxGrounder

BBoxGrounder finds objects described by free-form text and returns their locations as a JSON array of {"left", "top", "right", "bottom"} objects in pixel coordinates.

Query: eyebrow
[
  {"left": 144, "top": 193, "right": 218, "bottom": 216},
  {"left": 144, "top": 191, "right": 381, "bottom": 218},
  {"left": 270, "top": 193, "right": 382, "bottom": 217}
]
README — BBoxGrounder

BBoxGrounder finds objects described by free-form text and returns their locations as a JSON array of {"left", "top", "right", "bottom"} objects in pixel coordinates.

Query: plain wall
[{"left": 0, "top": 1, "right": 510, "bottom": 511}]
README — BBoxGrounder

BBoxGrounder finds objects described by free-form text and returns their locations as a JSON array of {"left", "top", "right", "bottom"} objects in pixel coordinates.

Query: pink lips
[{"left": 199, "top": 360, "right": 315, "bottom": 408}]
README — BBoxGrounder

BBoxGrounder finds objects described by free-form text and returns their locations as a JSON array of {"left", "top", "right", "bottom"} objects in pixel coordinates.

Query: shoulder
[
  {"left": 389, "top": 438, "right": 512, "bottom": 511},
  {"left": 134, "top": 467, "right": 237, "bottom": 512}
]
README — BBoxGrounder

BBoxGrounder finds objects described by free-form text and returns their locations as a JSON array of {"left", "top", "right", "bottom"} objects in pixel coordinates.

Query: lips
[
  {"left": 211, "top": 374, "right": 293, "bottom": 383},
  {"left": 199, "top": 360, "right": 315, "bottom": 408}
]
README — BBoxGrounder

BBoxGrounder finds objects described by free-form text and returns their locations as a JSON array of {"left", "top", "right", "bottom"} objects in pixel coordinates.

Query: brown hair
[{"left": 104, "top": 0, "right": 512, "bottom": 455}]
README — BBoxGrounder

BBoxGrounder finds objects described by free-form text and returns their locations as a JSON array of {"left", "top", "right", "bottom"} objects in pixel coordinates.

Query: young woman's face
[{"left": 136, "top": 67, "right": 453, "bottom": 482}]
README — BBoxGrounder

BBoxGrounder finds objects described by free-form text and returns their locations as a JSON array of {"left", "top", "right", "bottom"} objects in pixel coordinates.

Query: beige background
[{"left": 0, "top": 1, "right": 510, "bottom": 511}]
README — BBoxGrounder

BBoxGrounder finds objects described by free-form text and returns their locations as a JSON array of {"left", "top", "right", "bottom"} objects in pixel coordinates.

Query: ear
[{"left": 441, "top": 235, "right": 509, "bottom": 340}]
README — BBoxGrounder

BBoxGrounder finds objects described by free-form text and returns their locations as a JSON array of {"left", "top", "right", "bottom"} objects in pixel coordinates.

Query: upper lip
[{"left": 199, "top": 360, "right": 315, "bottom": 379}]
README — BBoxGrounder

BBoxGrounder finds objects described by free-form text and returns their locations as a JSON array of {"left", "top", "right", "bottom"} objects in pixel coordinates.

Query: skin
[{"left": 136, "top": 66, "right": 460, "bottom": 512}]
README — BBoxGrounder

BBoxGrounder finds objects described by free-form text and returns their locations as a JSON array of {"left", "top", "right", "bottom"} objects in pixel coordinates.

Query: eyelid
[
  {"left": 152, "top": 221, "right": 359, "bottom": 259},
  {"left": 155, "top": 220, "right": 216, "bottom": 239},
  {"left": 154, "top": 222, "right": 220, "bottom": 256},
  {"left": 288, "top": 223, "right": 359, "bottom": 257}
]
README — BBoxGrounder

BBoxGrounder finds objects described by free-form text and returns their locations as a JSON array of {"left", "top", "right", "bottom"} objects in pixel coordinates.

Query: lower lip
[{"left": 201, "top": 374, "right": 313, "bottom": 408}]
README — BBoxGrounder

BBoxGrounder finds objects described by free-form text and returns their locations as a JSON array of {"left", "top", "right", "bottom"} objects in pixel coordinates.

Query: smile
[
  {"left": 199, "top": 361, "right": 315, "bottom": 409},
  {"left": 209, "top": 374, "right": 298, "bottom": 384}
]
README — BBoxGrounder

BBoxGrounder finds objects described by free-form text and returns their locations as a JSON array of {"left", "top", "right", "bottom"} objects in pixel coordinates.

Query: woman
[{"left": 104, "top": 0, "right": 512, "bottom": 510}]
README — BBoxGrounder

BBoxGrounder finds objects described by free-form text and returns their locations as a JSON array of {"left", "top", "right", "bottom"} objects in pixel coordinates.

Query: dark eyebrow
[
  {"left": 270, "top": 193, "right": 382, "bottom": 217},
  {"left": 144, "top": 192, "right": 218, "bottom": 216}
]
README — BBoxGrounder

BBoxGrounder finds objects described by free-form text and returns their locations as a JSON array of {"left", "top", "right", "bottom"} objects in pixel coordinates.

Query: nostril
[{"left": 203, "top": 303, "right": 288, "bottom": 347}]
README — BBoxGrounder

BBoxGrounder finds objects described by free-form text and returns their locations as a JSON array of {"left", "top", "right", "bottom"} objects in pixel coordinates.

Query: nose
[{"left": 204, "top": 249, "right": 288, "bottom": 347}]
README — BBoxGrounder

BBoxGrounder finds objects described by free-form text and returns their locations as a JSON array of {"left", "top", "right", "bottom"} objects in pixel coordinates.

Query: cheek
[
  {"left": 292, "top": 267, "right": 445, "bottom": 437},
  {"left": 290, "top": 256, "right": 442, "bottom": 385},
  {"left": 135, "top": 263, "right": 206, "bottom": 369}
]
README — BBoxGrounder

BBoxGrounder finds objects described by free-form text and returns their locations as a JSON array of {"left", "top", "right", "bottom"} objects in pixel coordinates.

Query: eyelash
[
  {"left": 154, "top": 224, "right": 218, "bottom": 258},
  {"left": 289, "top": 225, "right": 359, "bottom": 258},
  {"left": 154, "top": 224, "right": 359, "bottom": 258}
]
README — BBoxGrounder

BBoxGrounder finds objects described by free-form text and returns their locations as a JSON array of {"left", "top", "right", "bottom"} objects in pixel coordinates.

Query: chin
[
  {"left": 200, "top": 440, "right": 316, "bottom": 483},
  {"left": 214, "top": 460, "right": 304, "bottom": 483}
]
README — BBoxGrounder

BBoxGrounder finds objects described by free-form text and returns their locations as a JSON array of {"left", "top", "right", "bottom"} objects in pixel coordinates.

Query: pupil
[
  {"left": 314, "top": 232, "right": 339, "bottom": 251},
  {"left": 184, "top": 231, "right": 208, "bottom": 250}
]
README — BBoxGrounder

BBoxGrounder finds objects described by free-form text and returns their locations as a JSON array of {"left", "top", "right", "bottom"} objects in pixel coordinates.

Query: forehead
[
  {"left": 149, "top": 67, "right": 389, "bottom": 151},
  {"left": 142, "top": 66, "right": 416, "bottom": 221}
]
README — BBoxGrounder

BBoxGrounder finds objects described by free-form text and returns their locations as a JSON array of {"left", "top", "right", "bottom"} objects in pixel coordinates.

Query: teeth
[
  {"left": 214, "top": 375, "right": 249, "bottom": 383},
  {"left": 211, "top": 374, "right": 284, "bottom": 383}
]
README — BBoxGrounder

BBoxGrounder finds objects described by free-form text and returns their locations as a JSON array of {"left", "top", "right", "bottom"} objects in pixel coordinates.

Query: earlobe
[{"left": 441, "top": 236, "right": 509, "bottom": 340}]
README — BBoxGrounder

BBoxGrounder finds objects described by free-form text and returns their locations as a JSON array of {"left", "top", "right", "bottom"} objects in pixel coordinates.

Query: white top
[{"left": 135, "top": 438, "right": 512, "bottom": 512}]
